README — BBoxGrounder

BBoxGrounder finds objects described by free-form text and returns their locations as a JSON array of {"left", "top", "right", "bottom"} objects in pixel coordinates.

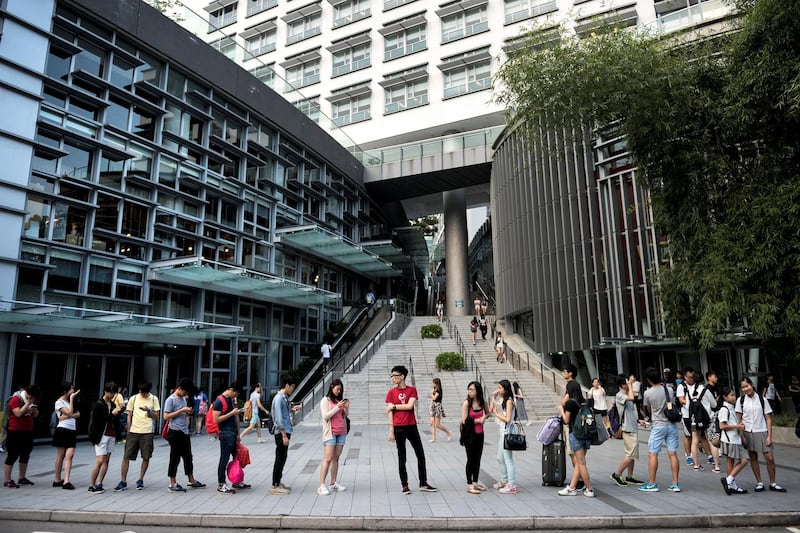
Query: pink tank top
[{"left": 469, "top": 407, "right": 484, "bottom": 434}]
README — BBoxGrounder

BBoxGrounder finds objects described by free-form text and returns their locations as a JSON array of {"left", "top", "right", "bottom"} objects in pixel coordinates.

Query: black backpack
[
  {"left": 688, "top": 386, "right": 711, "bottom": 431},
  {"left": 572, "top": 401, "right": 598, "bottom": 442},
  {"left": 661, "top": 384, "right": 683, "bottom": 422}
]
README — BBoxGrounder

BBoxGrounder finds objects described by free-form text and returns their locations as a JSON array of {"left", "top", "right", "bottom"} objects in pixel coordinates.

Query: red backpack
[{"left": 205, "top": 394, "right": 228, "bottom": 437}]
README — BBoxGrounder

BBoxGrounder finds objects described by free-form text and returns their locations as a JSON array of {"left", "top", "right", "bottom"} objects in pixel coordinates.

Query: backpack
[
  {"left": 243, "top": 400, "right": 252, "bottom": 421},
  {"left": 662, "top": 384, "right": 683, "bottom": 423},
  {"left": 608, "top": 403, "right": 623, "bottom": 439},
  {"left": 688, "top": 386, "right": 711, "bottom": 431},
  {"left": 205, "top": 395, "right": 228, "bottom": 437},
  {"left": 706, "top": 409, "right": 722, "bottom": 447},
  {"left": 572, "top": 402, "right": 597, "bottom": 442},
  {"left": 536, "top": 416, "right": 562, "bottom": 445}
]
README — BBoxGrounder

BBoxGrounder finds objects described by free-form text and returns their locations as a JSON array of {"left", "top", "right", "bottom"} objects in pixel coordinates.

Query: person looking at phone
[
  {"left": 52, "top": 381, "right": 80, "bottom": 490},
  {"left": 270, "top": 376, "right": 302, "bottom": 495},
  {"left": 3, "top": 384, "right": 40, "bottom": 488},
  {"left": 114, "top": 380, "right": 159, "bottom": 492},
  {"left": 317, "top": 379, "right": 349, "bottom": 495},
  {"left": 163, "top": 378, "right": 205, "bottom": 492},
  {"left": 214, "top": 381, "right": 242, "bottom": 494}
]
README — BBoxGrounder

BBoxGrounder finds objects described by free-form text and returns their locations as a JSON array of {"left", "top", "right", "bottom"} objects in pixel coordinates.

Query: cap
[{"left": 663, "top": 368, "right": 671, "bottom": 373}]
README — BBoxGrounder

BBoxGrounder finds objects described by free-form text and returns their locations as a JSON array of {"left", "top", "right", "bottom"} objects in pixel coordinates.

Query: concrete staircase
[{"left": 301, "top": 316, "right": 562, "bottom": 436}]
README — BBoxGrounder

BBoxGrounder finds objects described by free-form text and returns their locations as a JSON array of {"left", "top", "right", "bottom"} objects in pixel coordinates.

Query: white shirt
[
  {"left": 735, "top": 393, "right": 771, "bottom": 433},
  {"left": 321, "top": 343, "right": 331, "bottom": 359},
  {"left": 718, "top": 402, "right": 741, "bottom": 445},
  {"left": 55, "top": 398, "right": 76, "bottom": 431},
  {"left": 676, "top": 383, "right": 690, "bottom": 417},
  {"left": 591, "top": 387, "right": 607, "bottom": 410},
  {"left": 764, "top": 382, "right": 777, "bottom": 400}
]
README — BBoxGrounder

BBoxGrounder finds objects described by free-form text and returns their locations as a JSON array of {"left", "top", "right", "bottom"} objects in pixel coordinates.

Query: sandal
[
  {"left": 712, "top": 467, "right": 721, "bottom": 473},
  {"left": 467, "top": 487, "right": 481, "bottom": 494},
  {"left": 474, "top": 484, "right": 487, "bottom": 491}
]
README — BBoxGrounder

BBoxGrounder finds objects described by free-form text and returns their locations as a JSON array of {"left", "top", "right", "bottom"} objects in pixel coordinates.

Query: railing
[
  {"left": 444, "top": 316, "right": 489, "bottom": 395},
  {"left": 645, "top": 0, "right": 732, "bottom": 35},
  {"left": 505, "top": 346, "right": 563, "bottom": 396},
  {"left": 289, "top": 301, "right": 412, "bottom": 424}
]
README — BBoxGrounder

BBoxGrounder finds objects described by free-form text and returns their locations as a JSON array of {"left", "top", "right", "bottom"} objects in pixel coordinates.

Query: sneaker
[
  {"left": 96, "top": 484, "right": 104, "bottom": 491},
  {"left": 625, "top": 476, "right": 645, "bottom": 485},
  {"left": 257, "top": 438, "right": 264, "bottom": 444},
  {"left": 492, "top": 481, "right": 506, "bottom": 490},
  {"left": 584, "top": 488, "right": 595, "bottom": 498},
  {"left": 707, "top": 455, "right": 714, "bottom": 464},
  {"left": 136, "top": 479, "right": 144, "bottom": 490},
  {"left": 62, "top": 482, "right": 75, "bottom": 490},
  {"left": 317, "top": 485, "right": 331, "bottom": 495},
  {"left": 575, "top": 480, "right": 585, "bottom": 491},
  {"left": 187, "top": 481, "right": 206, "bottom": 488},
  {"left": 610, "top": 473, "right": 628, "bottom": 486},
  {"left": 558, "top": 486, "right": 578, "bottom": 496},
  {"left": 88, "top": 485, "right": 105, "bottom": 494},
  {"left": 498, "top": 484, "right": 518, "bottom": 494},
  {"left": 693, "top": 464, "right": 705, "bottom": 472},
  {"left": 168, "top": 484, "right": 186, "bottom": 492},
  {"left": 419, "top": 483, "right": 438, "bottom": 492},
  {"left": 401, "top": 485, "right": 411, "bottom": 495},
  {"left": 114, "top": 481, "right": 127, "bottom": 492},
  {"left": 279, "top": 483, "right": 292, "bottom": 491},
  {"left": 329, "top": 482, "right": 346, "bottom": 492},
  {"left": 667, "top": 483, "right": 681, "bottom": 492},
  {"left": 232, "top": 482, "right": 251, "bottom": 489},
  {"left": 217, "top": 484, "right": 235, "bottom": 494},
  {"left": 638, "top": 482, "right": 659, "bottom": 492},
  {"left": 271, "top": 485, "right": 289, "bottom": 495},
  {"left": 17, "top": 478, "right": 34, "bottom": 486},
  {"left": 4, "top": 480, "right": 19, "bottom": 488},
  {"left": 686, "top": 456, "right": 694, "bottom": 465}
]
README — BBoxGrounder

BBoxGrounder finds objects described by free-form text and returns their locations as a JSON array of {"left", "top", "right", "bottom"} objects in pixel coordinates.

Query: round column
[{"left": 443, "top": 189, "right": 470, "bottom": 317}]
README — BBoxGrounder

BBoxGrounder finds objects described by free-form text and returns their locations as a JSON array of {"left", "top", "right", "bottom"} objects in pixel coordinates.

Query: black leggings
[
  {"left": 4, "top": 430, "right": 34, "bottom": 466},
  {"left": 393, "top": 425, "right": 428, "bottom": 486},
  {"left": 464, "top": 432, "right": 485, "bottom": 484}
]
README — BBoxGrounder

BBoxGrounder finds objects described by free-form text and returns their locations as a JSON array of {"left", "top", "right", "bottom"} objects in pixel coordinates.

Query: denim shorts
[
  {"left": 648, "top": 423, "right": 679, "bottom": 453},
  {"left": 568, "top": 432, "right": 591, "bottom": 452},
  {"left": 323, "top": 433, "right": 346, "bottom": 446}
]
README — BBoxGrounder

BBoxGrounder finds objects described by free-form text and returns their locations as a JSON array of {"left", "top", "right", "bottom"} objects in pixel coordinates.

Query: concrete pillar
[{"left": 443, "top": 189, "right": 470, "bottom": 317}]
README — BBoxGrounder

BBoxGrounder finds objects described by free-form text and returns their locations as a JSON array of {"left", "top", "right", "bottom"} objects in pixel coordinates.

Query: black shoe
[
  {"left": 610, "top": 473, "right": 627, "bottom": 486},
  {"left": 401, "top": 485, "right": 411, "bottom": 495},
  {"left": 731, "top": 486, "right": 748, "bottom": 494},
  {"left": 720, "top": 478, "right": 731, "bottom": 496},
  {"left": 52, "top": 480, "right": 63, "bottom": 487},
  {"left": 17, "top": 478, "right": 34, "bottom": 486},
  {"left": 420, "top": 483, "right": 438, "bottom": 492},
  {"left": 769, "top": 484, "right": 787, "bottom": 493}
]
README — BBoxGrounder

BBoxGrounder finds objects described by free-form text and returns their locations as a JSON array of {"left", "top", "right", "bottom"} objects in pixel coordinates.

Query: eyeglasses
[{"left": 390, "top": 374, "right": 402, "bottom": 378}]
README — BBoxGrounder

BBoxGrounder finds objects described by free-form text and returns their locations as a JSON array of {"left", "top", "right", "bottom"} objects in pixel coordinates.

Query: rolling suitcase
[{"left": 541, "top": 437, "right": 566, "bottom": 486}]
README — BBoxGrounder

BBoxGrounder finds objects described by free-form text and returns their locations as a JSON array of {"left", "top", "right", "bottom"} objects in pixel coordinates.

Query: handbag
[
  {"left": 503, "top": 405, "right": 527, "bottom": 451},
  {"left": 662, "top": 384, "right": 683, "bottom": 423},
  {"left": 161, "top": 420, "right": 169, "bottom": 439},
  {"left": 226, "top": 458, "right": 244, "bottom": 484},
  {"left": 237, "top": 443, "right": 251, "bottom": 468}
]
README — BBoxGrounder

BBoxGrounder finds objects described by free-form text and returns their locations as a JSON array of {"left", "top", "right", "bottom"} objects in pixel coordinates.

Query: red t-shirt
[
  {"left": 385, "top": 385, "right": 418, "bottom": 427},
  {"left": 7, "top": 394, "right": 34, "bottom": 432}
]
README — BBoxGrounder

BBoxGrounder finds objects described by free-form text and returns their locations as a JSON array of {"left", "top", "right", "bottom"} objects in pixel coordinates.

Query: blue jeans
[
  {"left": 497, "top": 431, "right": 516, "bottom": 485},
  {"left": 217, "top": 431, "right": 236, "bottom": 484}
]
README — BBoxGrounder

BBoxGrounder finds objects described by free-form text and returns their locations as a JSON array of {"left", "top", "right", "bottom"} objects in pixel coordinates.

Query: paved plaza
[{"left": 1, "top": 411, "right": 799, "bottom": 530}]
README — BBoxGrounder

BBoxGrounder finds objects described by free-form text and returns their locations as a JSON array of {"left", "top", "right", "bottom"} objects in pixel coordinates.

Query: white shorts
[{"left": 95, "top": 434, "right": 115, "bottom": 456}]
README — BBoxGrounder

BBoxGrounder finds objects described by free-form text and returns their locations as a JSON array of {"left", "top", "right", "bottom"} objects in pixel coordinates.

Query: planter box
[{"left": 772, "top": 425, "right": 799, "bottom": 447}]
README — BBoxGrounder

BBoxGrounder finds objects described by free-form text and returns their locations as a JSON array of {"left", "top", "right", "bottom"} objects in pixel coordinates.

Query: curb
[{"left": 3, "top": 509, "right": 800, "bottom": 530}]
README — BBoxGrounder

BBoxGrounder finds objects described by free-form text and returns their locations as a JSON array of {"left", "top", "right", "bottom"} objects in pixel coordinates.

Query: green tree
[
  {"left": 411, "top": 215, "right": 440, "bottom": 236},
  {"left": 494, "top": 0, "right": 800, "bottom": 350}
]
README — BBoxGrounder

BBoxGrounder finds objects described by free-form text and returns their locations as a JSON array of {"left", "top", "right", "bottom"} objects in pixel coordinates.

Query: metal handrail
[{"left": 505, "top": 345, "right": 563, "bottom": 396}]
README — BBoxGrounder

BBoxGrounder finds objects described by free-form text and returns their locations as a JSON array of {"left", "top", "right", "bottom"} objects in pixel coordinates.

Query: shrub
[
  {"left": 420, "top": 324, "right": 443, "bottom": 338},
  {"left": 436, "top": 352, "right": 464, "bottom": 371},
  {"left": 771, "top": 412, "right": 797, "bottom": 427}
]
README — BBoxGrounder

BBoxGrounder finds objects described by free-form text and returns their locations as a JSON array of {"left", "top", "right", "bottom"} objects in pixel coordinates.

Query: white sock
[{"left": 726, "top": 475, "right": 734, "bottom": 485}]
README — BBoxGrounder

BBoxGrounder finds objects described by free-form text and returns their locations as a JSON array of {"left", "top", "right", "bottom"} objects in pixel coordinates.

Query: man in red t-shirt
[
  {"left": 4, "top": 384, "right": 41, "bottom": 488},
  {"left": 386, "top": 365, "right": 437, "bottom": 495}
]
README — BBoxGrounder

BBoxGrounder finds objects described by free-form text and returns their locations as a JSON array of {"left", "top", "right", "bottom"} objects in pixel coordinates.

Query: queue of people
[{"left": 1, "top": 363, "right": 792, "bottom": 501}]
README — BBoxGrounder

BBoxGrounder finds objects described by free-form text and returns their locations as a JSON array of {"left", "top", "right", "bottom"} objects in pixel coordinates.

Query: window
[
  {"left": 384, "top": 24, "right": 426, "bottom": 61},
  {"left": 332, "top": 93, "right": 371, "bottom": 126},
  {"left": 60, "top": 142, "right": 93, "bottom": 180},
  {"left": 384, "top": 78, "right": 428, "bottom": 114},
  {"left": 284, "top": 58, "right": 320, "bottom": 90},
  {"left": 211, "top": 37, "right": 236, "bottom": 60},
  {"left": 287, "top": 12, "right": 321, "bottom": 45},
  {"left": 293, "top": 97, "right": 320, "bottom": 123},
  {"left": 384, "top": 0, "right": 416, "bottom": 10},
  {"left": 251, "top": 64, "right": 275, "bottom": 88},
  {"left": 209, "top": 3, "right": 238, "bottom": 31},
  {"left": 441, "top": 5, "right": 489, "bottom": 43},
  {"left": 246, "top": 0, "right": 277, "bottom": 17},
  {"left": 333, "top": 0, "right": 371, "bottom": 28},
  {"left": 441, "top": 51, "right": 491, "bottom": 98},
  {"left": 504, "top": 0, "right": 557, "bottom": 24},
  {"left": 332, "top": 41, "right": 371, "bottom": 77},
  {"left": 245, "top": 29, "right": 277, "bottom": 58}
]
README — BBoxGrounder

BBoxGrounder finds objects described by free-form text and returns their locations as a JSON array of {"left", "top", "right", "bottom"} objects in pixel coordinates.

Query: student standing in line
[
  {"left": 386, "top": 365, "right": 438, "bottom": 495},
  {"left": 461, "top": 381, "right": 488, "bottom": 494},
  {"left": 736, "top": 376, "right": 786, "bottom": 493},
  {"left": 52, "top": 381, "right": 80, "bottom": 490},
  {"left": 114, "top": 381, "right": 159, "bottom": 492},
  {"left": 490, "top": 380, "right": 518, "bottom": 494},
  {"left": 213, "top": 382, "right": 242, "bottom": 494},
  {"left": 640, "top": 367, "right": 681, "bottom": 493},
  {"left": 318, "top": 378, "right": 349, "bottom": 495},
  {"left": 163, "top": 378, "right": 205, "bottom": 492},
  {"left": 718, "top": 386, "right": 749, "bottom": 495},
  {"left": 610, "top": 375, "right": 645, "bottom": 487},
  {"left": 87, "top": 382, "right": 120, "bottom": 493},
  {"left": 271, "top": 376, "right": 302, "bottom": 495},
  {"left": 3, "top": 384, "right": 40, "bottom": 488},
  {"left": 428, "top": 378, "right": 451, "bottom": 443}
]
